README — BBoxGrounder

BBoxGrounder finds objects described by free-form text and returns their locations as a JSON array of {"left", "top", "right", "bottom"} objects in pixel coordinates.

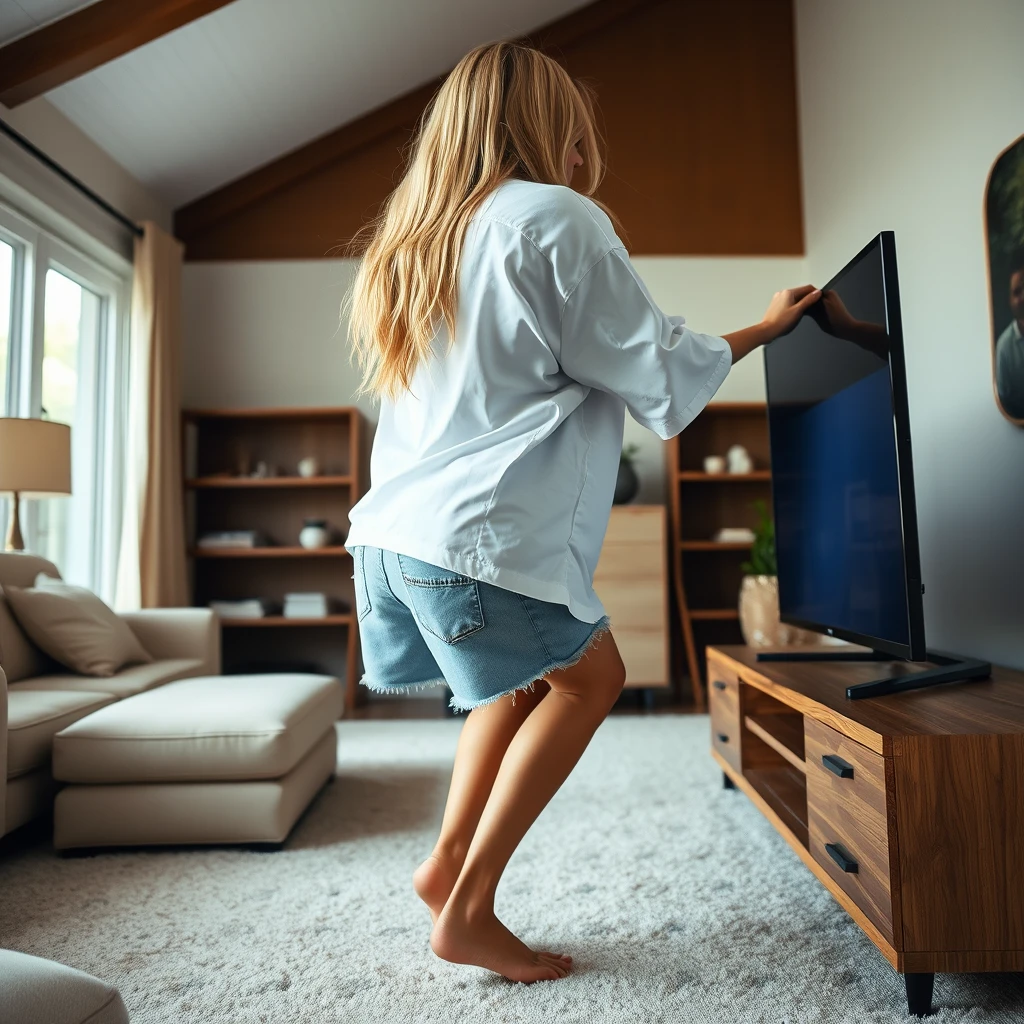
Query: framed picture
[{"left": 985, "top": 133, "right": 1024, "bottom": 425}]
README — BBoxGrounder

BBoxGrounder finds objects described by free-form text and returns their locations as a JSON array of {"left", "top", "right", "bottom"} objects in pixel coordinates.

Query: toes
[{"left": 536, "top": 954, "right": 570, "bottom": 977}]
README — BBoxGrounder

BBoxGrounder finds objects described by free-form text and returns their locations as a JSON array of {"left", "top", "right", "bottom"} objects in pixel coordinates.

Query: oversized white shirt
[{"left": 345, "top": 178, "right": 733, "bottom": 622}]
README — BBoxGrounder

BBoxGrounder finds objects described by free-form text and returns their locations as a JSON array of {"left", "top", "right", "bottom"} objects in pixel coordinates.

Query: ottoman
[
  {"left": 0, "top": 949, "right": 129, "bottom": 1024},
  {"left": 51, "top": 673, "right": 342, "bottom": 851}
]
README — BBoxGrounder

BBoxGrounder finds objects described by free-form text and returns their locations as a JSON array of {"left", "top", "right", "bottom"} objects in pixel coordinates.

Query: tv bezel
[{"left": 764, "top": 231, "right": 927, "bottom": 662}]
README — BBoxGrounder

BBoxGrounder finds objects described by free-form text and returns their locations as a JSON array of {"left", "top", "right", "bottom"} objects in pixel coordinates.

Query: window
[{"left": 0, "top": 201, "right": 130, "bottom": 602}]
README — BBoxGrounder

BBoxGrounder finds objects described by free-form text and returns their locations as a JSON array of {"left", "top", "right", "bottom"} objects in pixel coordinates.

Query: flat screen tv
[{"left": 764, "top": 232, "right": 926, "bottom": 661}]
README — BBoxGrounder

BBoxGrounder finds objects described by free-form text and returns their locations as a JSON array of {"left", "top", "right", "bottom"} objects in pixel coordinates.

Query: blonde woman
[{"left": 344, "top": 42, "right": 819, "bottom": 983}]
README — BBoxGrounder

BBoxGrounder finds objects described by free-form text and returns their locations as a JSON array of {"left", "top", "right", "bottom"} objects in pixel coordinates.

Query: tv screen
[{"left": 764, "top": 232, "right": 926, "bottom": 661}]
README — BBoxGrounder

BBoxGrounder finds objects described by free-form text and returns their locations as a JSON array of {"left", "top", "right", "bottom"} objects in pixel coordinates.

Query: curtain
[{"left": 114, "top": 222, "right": 189, "bottom": 610}]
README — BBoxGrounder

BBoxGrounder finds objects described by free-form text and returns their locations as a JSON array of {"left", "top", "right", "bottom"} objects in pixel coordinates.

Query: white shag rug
[{"left": 1, "top": 715, "right": 1022, "bottom": 1024}]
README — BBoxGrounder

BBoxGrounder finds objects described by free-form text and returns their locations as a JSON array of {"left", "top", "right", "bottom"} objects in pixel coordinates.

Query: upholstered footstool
[
  {"left": 51, "top": 674, "right": 342, "bottom": 851},
  {"left": 0, "top": 949, "right": 129, "bottom": 1024}
]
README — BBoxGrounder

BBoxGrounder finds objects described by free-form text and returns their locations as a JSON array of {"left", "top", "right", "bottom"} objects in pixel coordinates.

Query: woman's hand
[
  {"left": 761, "top": 285, "right": 822, "bottom": 341},
  {"left": 722, "top": 284, "right": 821, "bottom": 364}
]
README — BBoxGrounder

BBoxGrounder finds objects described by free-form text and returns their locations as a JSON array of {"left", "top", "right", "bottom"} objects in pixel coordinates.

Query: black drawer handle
[
  {"left": 716, "top": 732, "right": 729, "bottom": 744},
  {"left": 825, "top": 842, "right": 859, "bottom": 873},
  {"left": 712, "top": 680, "right": 727, "bottom": 691},
  {"left": 822, "top": 754, "right": 855, "bottom": 779}
]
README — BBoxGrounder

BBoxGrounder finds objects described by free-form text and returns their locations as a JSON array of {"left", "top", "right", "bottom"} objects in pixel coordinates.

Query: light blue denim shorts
[{"left": 350, "top": 545, "right": 611, "bottom": 713}]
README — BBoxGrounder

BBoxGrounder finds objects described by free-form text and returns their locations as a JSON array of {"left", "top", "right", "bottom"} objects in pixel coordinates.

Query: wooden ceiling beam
[
  {"left": 0, "top": 0, "right": 239, "bottom": 109},
  {"left": 174, "top": 0, "right": 657, "bottom": 242}
]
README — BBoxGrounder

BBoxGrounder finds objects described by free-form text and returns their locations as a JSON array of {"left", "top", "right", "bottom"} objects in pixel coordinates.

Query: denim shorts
[{"left": 350, "top": 545, "right": 611, "bottom": 713}]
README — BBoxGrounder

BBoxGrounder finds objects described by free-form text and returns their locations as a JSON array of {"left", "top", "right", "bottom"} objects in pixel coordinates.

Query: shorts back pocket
[{"left": 397, "top": 553, "right": 484, "bottom": 644}]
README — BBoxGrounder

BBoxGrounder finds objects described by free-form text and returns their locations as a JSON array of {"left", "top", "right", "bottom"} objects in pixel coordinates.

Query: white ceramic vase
[{"left": 299, "top": 519, "right": 331, "bottom": 550}]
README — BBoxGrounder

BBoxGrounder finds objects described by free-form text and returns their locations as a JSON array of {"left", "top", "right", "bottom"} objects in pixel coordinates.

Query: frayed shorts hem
[
  {"left": 445, "top": 614, "right": 613, "bottom": 715},
  {"left": 359, "top": 675, "right": 449, "bottom": 697}
]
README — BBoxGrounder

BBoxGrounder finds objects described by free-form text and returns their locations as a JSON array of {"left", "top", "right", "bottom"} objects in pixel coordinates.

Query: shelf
[
  {"left": 186, "top": 475, "right": 352, "bottom": 488},
  {"left": 745, "top": 764, "right": 808, "bottom": 848},
  {"left": 744, "top": 713, "right": 806, "bottom": 773},
  {"left": 183, "top": 407, "right": 359, "bottom": 421},
  {"left": 217, "top": 614, "right": 354, "bottom": 627},
  {"left": 689, "top": 608, "right": 740, "bottom": 621},
  {"left": 678, "top": 471, "right": 771, "bottom": 482},
  {"left": 680, "top": 540, "right": 753, "bottom": 551},
  {"left": 190, "top": 546, "right": 350, "bottom": 558}
]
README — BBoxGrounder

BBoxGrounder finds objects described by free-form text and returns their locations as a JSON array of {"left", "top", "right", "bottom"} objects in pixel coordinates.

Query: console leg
[
  {"left": 723, "top": 772, "right": 736, "bottom": 790},
  {"left": 904, "top": 972, "right": 934, "bottom": 1016}
]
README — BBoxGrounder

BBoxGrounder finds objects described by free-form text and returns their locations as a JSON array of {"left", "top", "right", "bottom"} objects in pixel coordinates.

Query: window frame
[{"left": 0, "top": 198, "right": 132, "bottom": 601}]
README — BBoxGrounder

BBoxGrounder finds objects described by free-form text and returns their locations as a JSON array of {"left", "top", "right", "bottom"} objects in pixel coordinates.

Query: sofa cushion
[
  {"left": 0, "top": 591, "right": 62, "bottom": 684},
  {"left": 0, "top": 949, "right": 129, "bottom": 1024},
  {"left": 0, "top": 552, "right": 66, "bottom": 684},
  {"left": 7, "top": 689, "right": 116, "bottom": 780},
  {"left": 4, "top": 574, "right": 153, "bottom": 677},
  {"left": 10, "top": 657, "right": 209, "bottom": 699},
  {"left": 53, "top": 673, "right": 343, "bottom": 783}
]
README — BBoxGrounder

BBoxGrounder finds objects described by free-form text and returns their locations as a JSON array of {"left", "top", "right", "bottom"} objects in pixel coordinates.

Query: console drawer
[
  {"left": 805, "top": 718, "right": 897, "bottom": 941},
  {"left": 708, "top": 658, "right": 741, "bottom": 774}
]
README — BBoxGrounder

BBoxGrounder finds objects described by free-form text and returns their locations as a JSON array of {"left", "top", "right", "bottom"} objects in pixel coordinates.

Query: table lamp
[{"left": 0, "top": 417, "right": 72, "bottom": 551}]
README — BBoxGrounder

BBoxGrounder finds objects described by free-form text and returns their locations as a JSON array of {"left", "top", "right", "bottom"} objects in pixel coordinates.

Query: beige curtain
[{"left": 114, "top": 222, "right": 189, "bottom": 610}]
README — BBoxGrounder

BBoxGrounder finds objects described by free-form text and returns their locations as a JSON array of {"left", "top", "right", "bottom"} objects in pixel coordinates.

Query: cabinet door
[{"left": 593, "top": 507, "right": 668, "bottom": 688}]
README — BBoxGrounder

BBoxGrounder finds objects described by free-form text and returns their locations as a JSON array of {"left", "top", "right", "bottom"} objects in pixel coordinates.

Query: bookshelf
[
  {"left": 181, "top": 406, "right": 366, "bottom": 713},
  {"left": 665, "top": 402, "right": 771, "bottom": 710}
]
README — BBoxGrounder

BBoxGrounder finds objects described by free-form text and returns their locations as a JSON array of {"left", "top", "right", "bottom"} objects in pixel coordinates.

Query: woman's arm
[{"left": 722, "top": 285, "right": 821, "bottom": 363}]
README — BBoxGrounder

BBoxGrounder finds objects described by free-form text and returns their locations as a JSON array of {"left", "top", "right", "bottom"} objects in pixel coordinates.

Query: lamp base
[{"left": 5, "top": 490, "right": 24, "bottom": 551}]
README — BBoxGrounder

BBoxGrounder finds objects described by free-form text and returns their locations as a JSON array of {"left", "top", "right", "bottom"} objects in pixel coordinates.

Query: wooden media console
[{"left": 707, "top": 644, "right": 1024, "bottom": 1017}]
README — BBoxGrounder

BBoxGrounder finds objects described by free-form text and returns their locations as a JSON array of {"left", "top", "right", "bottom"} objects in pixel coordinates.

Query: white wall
[
  {"left": 182, "top": 256, "right": 808, "bottom": 503},
  {"left": 795, "top": 0, "right": 1024, "bottom": 667},
  {"left": 0, "top": 97, "right": 171, "bottom": 259}
]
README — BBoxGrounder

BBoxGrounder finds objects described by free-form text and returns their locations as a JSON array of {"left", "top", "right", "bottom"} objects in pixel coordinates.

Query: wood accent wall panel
[{"left": 174, "top": 0, "right": 803, "bottom": 260}]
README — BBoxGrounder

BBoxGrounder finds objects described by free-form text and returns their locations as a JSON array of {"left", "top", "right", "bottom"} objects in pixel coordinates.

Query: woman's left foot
[{"left": 413, "top": 853, "right": 460, "bottom": 924}]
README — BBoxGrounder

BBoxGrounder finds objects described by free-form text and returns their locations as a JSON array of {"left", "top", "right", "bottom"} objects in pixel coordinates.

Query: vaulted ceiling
[{"left": 0, "top": 0, "right": 592, "bottom": 208}]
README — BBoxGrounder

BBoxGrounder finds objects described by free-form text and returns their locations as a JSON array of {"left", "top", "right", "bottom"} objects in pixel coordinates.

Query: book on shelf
[
  {"left": 208, "top": 597, "right": 281, "bottom": 619},
  {"left": 713, "top": 527, "right": 756, "bottom": 543},
  {"left": 197, "top": 530, "right": 269, "bottom": 549},
  {"left": 282, "top": 592, "right": 350, "bottom": 618}
]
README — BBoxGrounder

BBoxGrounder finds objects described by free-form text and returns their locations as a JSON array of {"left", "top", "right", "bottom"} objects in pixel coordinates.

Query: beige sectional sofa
[{"left": 1, "top": 551, "right": 220, "bottom": 839}]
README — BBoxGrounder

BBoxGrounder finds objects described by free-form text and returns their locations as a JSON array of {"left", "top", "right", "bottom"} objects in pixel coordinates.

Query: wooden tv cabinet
[{"left": 707, "top": 644, "right": 1024, "bottom": 1017}]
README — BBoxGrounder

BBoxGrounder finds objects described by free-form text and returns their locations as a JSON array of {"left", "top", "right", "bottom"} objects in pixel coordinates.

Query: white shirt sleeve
[{"left": 558, "top": 247, "right": 733, "bottom": 439}]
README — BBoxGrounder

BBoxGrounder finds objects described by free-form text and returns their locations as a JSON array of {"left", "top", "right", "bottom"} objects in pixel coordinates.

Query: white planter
[{"left": 299, "top": 521, "right": 331, "bottom": 549}]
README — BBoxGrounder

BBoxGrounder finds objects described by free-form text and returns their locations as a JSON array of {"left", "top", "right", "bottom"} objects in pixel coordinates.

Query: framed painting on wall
[{"left": 986, "top": 133, "right": 1024, "bottom": 425}]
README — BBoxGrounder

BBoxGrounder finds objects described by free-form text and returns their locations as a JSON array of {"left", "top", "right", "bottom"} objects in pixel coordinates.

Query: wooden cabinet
[
  {"left": 592, "top": 505, "right": 669, "bottom": 692},
  {"left": 706, "top": 644, "right": 1024, "bottom": 1016}
]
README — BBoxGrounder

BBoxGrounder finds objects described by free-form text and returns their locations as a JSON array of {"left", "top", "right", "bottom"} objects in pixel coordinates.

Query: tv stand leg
[
  {"left": 722, "top": 772, "right": 736, "bottom": 790},
  {"left": 904, "top": 972, "right": 935, "bottom": 1016}
]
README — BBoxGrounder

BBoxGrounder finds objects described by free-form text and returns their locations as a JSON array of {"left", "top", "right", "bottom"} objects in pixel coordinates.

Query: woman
[{"left": 343, "top": 41, "right": 819, "bottom": 984}]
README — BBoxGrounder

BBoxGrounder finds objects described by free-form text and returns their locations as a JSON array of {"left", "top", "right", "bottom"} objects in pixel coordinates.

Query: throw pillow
[{"left": 3, "top": 572, "right": 153, "bottom": 677}]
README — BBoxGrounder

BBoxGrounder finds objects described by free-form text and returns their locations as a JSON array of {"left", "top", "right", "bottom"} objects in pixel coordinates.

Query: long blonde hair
[{"left": 346, "top": 41, "right": 608, "bottom": 402}]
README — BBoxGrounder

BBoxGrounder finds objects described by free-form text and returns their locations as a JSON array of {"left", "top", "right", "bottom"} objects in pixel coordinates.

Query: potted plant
[
  {"left": 613, "top": 442, "right": 641, "bottom": 504},
  {"left": 738, "top": 499, "right": 815, "bottom": 647}
]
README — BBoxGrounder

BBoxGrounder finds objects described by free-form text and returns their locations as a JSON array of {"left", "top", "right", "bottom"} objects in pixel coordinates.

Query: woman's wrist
[{"left": 723, "top": 321, "right": 775, "bottom": 363}]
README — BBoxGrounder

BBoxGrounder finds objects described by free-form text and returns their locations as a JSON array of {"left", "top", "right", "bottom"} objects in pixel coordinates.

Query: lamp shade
[{"left": 0, "top": 418, "right": 71, "bottom": 496}]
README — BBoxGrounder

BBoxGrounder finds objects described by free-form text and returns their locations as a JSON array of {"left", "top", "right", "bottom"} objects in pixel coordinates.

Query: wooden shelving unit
[
  {"left": 181, "top": 406, "right": 365, "bottom": 713},
  {"left": 666, "top": 402, "right": 771, "bottom": 709}
]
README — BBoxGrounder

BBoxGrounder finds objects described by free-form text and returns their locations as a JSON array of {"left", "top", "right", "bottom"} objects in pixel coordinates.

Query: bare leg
[
  {"left": 430, "top": 629, "right": 626, "bottom": 983},
  {"left": 414, "top": 680, "right": 549, "bottom": 923}
]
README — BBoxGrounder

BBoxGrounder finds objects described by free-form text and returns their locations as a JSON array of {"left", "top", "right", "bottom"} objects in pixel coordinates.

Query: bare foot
[
  {"left": 430, "top": 901, "right": 572, "bottom": 983},
  {"left": 413, "top": 853, "right": 460, "bottom": 924}
]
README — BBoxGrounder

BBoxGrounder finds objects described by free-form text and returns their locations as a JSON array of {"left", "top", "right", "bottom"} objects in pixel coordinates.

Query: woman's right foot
[{"left": 430, "top": 899, "right": 572, "bottom": 982}]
